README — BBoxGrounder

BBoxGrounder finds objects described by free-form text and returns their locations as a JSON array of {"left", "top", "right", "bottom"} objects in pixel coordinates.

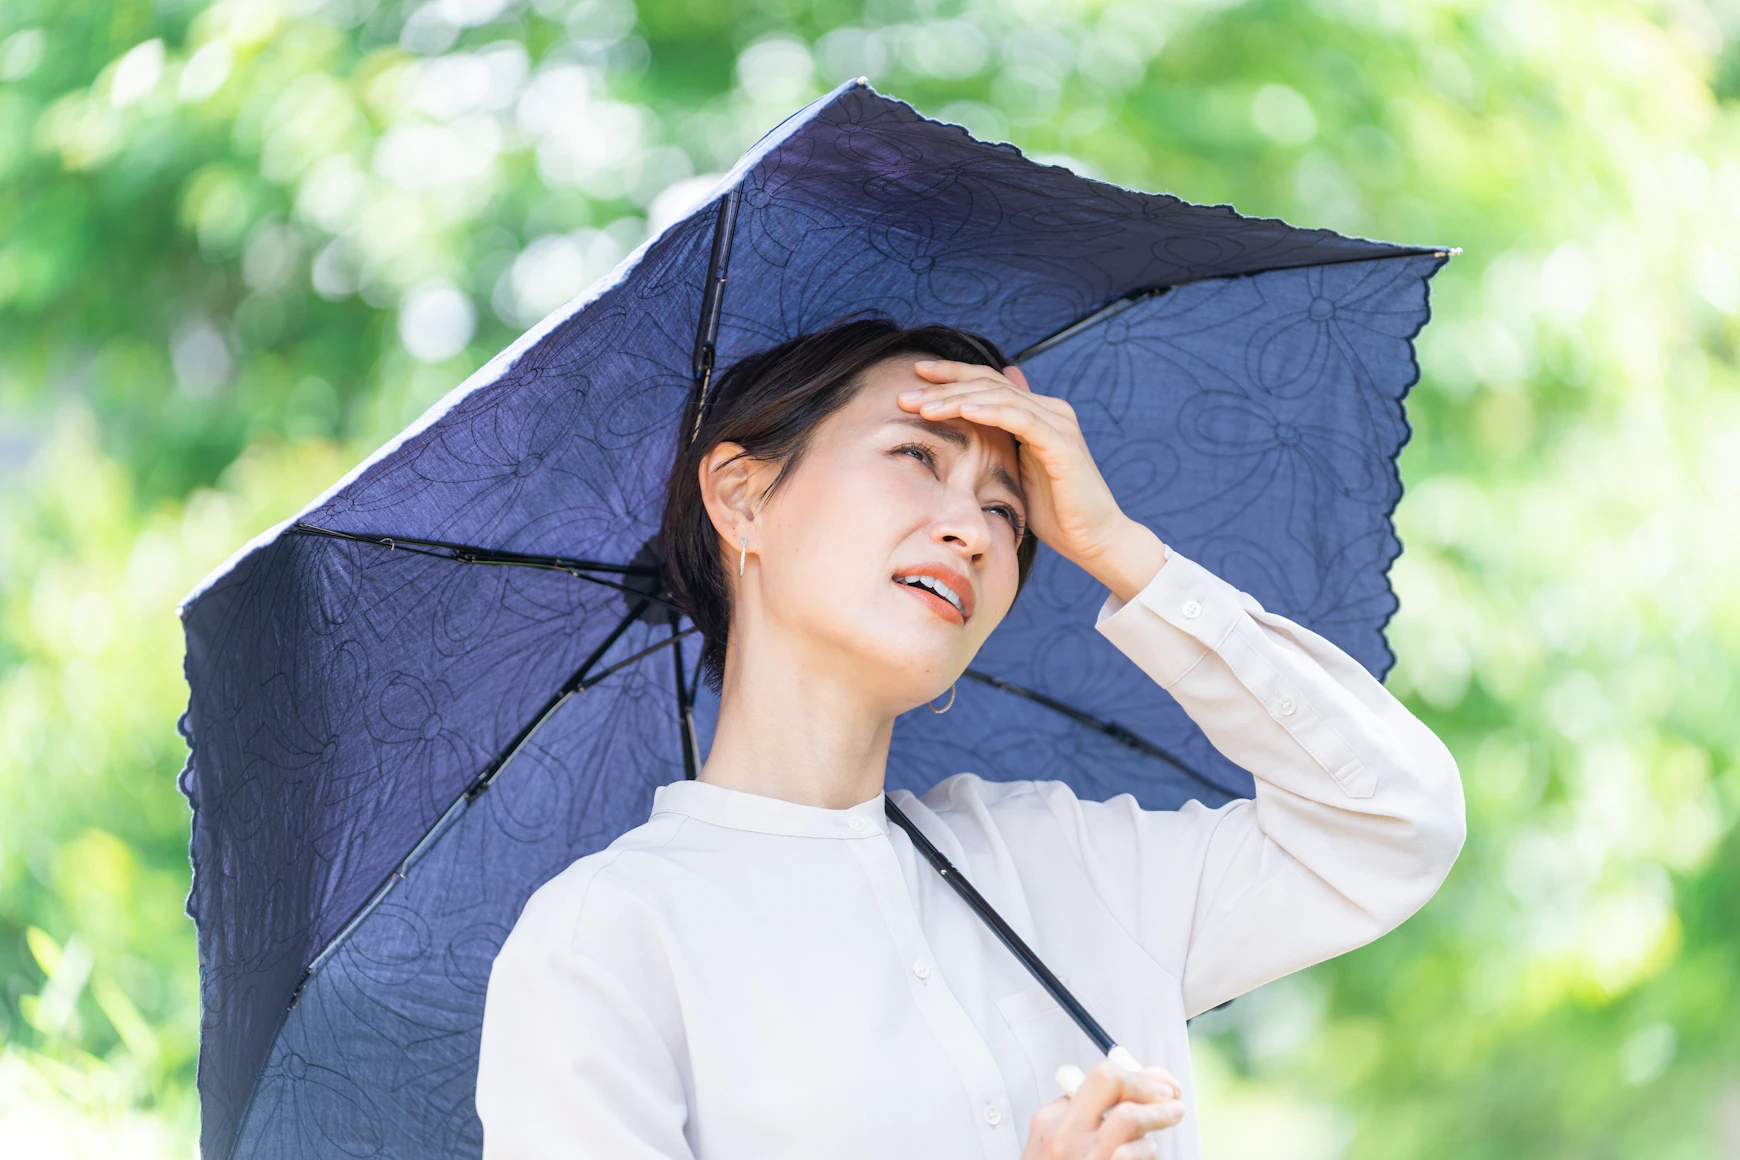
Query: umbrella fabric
[{"left": 177, "top": 79, "right": 1448, "bottom": 1160}]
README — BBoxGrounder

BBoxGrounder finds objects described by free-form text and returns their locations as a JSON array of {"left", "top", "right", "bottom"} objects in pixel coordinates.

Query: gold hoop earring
[
  {"left": 739, "top": 539, "right": 745, "bottom": 578},
  {"left": 928, "top": 684, "right": 956, "bottom": 714}
]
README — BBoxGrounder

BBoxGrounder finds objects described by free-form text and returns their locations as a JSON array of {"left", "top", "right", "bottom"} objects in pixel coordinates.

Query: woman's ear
[
  {"left": 1002, "top": 364, "right": 1032, "bottom": 392},
  {"left": 697, "top": 442, "right": 768, "bottom": 553}
]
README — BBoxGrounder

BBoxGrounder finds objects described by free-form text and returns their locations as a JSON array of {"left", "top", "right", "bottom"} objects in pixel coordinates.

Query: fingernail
[
  {"left": 914, "top": 359, "right": 936, "bottom": 368},
  {"left": 898, "top": 390, "right": 922, "bottom": 401}
]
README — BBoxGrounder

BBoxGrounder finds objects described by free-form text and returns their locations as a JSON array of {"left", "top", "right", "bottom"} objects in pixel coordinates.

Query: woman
[{"left": 475, "top": 320, "right": 1465, "bottom": 1159}]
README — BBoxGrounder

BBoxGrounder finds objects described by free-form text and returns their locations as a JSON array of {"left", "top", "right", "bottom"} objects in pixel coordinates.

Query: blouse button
[
  {"left": 911, "top": 960, "right": 931, "bottom": 980},
  {"left": 848, "top": 816, "right": 867, "bottom": 832},
  {"left": 983, "top": 1105, "right": 1003, "bottom": 1126},
  {"left": 1182, "top": 599, "right": 1203, "bottom": 620},
  {"left": 1278, "top": 696, "right": 1296, "bottom": 716}
]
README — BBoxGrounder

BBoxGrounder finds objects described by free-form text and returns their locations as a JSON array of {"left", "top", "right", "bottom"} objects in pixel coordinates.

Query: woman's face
[{"left": 710, "top": 356, "right": 1027, "bottom": 709}]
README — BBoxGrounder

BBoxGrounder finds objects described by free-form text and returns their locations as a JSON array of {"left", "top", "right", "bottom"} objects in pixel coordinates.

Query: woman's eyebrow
[
  {"left": 988, "top": 464, "right": 1024, "bottom": 503},
  {"left": 889, "top": 415, "right": 969, "bottom": 448}
]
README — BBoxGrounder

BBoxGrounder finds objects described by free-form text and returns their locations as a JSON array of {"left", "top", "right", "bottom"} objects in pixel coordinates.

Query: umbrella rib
[
  {"left": 462, "top": 600, "right": 656, "bottom": 801},
  {"left": 688, "top": 186, "right": 744, "bottom": 442},
  {"left": 1014, "top": 289, "right": 1169, "bottom": 362},
  {"left": 289, "top": 522, "right": 661, "bottom": 575},
  {"left": 960, "top": 668, "right": 1241, "bottom": 799},
  {"left": 283, "top": 606, "right": 695, "bottom": 1016},
  {"left": 288, "top": 522, "right": 688, "bottom": 613},
  {"left": 1012, "top": 247, "right": 1454, "bottom": 364}
]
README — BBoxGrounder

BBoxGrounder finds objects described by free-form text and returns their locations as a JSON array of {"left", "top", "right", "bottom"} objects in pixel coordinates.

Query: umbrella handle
[{"left": 883, "top": 797, "right": 1137, "bottom": 1067}]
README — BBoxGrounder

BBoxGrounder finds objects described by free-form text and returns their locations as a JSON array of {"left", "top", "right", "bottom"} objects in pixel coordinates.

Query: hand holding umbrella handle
[
  {"left": 1029, "top": 1058, "right": 1187, "bottom": 1159},
  {"left": 1055, "top": 1046, "right": 1145, "bottom": 1098}
]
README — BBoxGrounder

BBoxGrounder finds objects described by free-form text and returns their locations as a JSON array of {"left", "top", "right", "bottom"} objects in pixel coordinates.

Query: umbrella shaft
[{"left": 883, "top": 797, "right": 1117, "bottom": 1056}]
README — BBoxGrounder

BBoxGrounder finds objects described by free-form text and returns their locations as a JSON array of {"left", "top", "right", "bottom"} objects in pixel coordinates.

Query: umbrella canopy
[{"left": 178, "top": 79, "right": 1449, "bottom": 1160}]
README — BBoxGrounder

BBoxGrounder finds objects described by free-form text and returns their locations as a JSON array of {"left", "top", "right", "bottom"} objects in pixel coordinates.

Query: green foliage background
[{"left": 1, "top": 0, "right": 1737, "bottom": 1154}]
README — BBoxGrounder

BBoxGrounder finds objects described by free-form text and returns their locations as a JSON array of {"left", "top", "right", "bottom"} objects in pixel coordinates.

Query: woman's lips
[
  {"left": 891, "top": 563, "right": 974, "bottom": 625},
  {"left": 896, "top": 580, "right": 966, "bottom": 626}
]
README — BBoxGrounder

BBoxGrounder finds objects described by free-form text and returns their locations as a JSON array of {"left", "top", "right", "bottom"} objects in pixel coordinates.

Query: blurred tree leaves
[{"left": 1, "top": 0, "right": 1737, "bottom": 1155}]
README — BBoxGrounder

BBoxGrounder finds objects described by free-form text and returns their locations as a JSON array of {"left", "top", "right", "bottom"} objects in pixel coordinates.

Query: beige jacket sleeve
[{"left": 1082, "top": 546, "right": 1466, "bottom": 1017}]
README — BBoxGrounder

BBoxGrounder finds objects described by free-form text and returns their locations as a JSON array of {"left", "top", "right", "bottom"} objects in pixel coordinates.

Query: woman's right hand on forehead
[
  {"left": 1021, "top": 1060, "right": 1186, "bottom": 1160},
  {"left": 900, "top": 360, "right": 1170, "bottom": 605}
]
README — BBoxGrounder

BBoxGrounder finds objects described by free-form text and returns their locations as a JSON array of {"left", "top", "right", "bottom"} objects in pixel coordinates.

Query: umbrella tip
[{"left": 1436, "top": 247, "right": 1463, "bottom": 257}]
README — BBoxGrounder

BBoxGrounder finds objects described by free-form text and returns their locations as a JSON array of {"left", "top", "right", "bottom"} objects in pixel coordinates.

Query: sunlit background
[{"left": 2, "top": 0, "right": 1738, "bottom": 1155}]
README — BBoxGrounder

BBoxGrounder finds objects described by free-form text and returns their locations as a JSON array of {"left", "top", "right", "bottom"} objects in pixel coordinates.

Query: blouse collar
[{"left": 651, "top": 779, "right": 890, "bottom": 839}]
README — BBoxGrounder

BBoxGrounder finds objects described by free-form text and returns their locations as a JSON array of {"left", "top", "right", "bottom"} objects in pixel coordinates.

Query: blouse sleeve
[
  {"left": 1066, "top": 546, "right": 1466, "bottom": 1017},
  {"left": 476, "top": 867, "right": 696, "bottom": 1159}
]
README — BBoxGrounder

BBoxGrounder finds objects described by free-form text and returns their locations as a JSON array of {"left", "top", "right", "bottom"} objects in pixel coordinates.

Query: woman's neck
[{"left": 697, "top": 636, "right": 899, "bottom": 810}]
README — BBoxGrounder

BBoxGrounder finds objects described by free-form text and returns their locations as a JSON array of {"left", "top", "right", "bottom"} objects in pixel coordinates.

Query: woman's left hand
[{"left": 899, "top": 360, "right": 1168, "bottom": 603}]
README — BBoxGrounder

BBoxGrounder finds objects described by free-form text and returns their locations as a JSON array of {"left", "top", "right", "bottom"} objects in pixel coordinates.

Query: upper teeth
[{"left": 900, "top": 575, "right": 963, "bottom": 615}]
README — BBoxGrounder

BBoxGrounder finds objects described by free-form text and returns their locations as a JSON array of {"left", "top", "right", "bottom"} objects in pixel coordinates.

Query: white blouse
[{"left": 475, "top": 548, "right": 1466, "bottom": 1160}]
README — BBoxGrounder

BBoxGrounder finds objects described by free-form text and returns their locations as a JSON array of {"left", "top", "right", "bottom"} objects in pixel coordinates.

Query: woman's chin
[
  {"left": 792, "top": 598, "right": 977, "bottom": 696},
  {"left": 860, "top": 643, "right": 969, "bottom": 706}
]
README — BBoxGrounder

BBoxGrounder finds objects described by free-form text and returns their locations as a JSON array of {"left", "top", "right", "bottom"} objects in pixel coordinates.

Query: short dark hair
[{"left": 659, "top": 318, "right": 1039, "bottom": 691}]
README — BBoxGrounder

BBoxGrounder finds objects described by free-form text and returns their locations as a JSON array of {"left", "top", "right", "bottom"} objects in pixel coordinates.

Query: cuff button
[
  {"left": 1182, "top": 599, "right": 1203, "bottom": 619},
  {"left": 1278, "top": 696, "right": 1296, "bottom": 715}
]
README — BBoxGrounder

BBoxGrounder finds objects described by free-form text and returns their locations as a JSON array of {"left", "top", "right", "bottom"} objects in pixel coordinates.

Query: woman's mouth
[{"left": 892, "top": 565, "right": 973, "bottom": 625}]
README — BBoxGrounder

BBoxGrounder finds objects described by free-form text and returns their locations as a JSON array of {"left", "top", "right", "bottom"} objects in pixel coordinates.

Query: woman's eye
[
  {"left": 894, "top": 443, "right": 936, "bottom": 469},
  {"left": 988, "top": 505, "right": 1025, "bottom": 537}
]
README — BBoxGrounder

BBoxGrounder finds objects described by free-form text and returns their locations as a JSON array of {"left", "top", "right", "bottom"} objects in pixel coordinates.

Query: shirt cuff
[
  {"left": 1093, "top": 547, "right": 1259, "bottom": 690},
  {"left": 1094, "top": 547, "right": 1379, "bottom": 799}
]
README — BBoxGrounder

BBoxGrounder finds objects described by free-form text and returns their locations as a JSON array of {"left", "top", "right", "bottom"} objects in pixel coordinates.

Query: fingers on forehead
[{"left": 918, "top": 358, "right": 1006, "bottom": 380}]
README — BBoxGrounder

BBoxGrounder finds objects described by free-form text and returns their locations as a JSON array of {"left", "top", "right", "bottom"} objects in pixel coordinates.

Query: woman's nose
[{"left": 930, "top": 490, "right": 992, "bottom": 558}]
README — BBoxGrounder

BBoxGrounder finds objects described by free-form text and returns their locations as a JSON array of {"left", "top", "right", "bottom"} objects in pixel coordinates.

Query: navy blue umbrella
[{"left": 177, "top": 80, "right": 1449, "bottom": 1160}]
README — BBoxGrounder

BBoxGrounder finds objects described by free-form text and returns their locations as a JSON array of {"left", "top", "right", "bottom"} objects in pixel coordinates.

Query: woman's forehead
[{"left": 851, "top": 355, "right": 1000, "bottom": 411}]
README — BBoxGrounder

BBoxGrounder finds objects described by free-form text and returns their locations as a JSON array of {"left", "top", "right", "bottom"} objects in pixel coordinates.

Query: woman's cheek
[{"left": 977, "top": 548, "right": 1021, "bottom": 633}]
